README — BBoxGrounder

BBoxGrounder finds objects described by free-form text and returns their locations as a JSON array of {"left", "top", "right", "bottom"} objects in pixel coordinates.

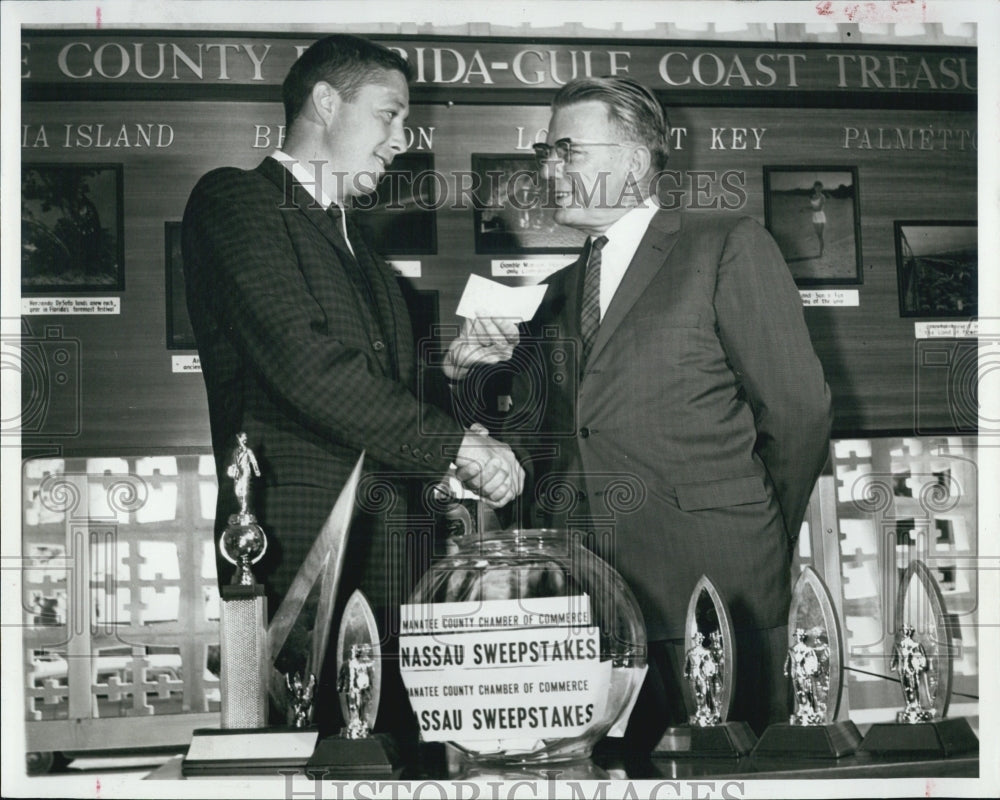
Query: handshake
[{"left": 447, "top": 315, "right": 524, "bottom": 509}]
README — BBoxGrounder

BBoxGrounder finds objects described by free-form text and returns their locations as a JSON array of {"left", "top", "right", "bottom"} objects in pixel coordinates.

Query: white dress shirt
[
  {"left": 590, "top": 196, "right": 661, "bottom": 320},
  {"left": 271, "top": 149, "right": 354, "bottom": 256}
]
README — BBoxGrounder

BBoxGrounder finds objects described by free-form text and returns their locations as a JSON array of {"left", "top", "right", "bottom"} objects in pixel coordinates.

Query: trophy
[
  {"left": 306, "top": 589, "right": 399, "bottom": 776},
  {"left": 218, "top": 432, "right": 269, "bottom": 728},
  {"left": 184, "top": 434, "right": 319, "bottom": 775},
  {"left": 859, "top": 560, "right": 978, "bottom": 756},
  {"left": 338, "top": 643, "right": 375, "bottom": 738},
  {"left": 336, "top": 589, "right": 382, "bottom": 737},
  {"left": 752, "top": 567, "right": 862, "bottom": 758},
  {"left": 892, "top": 623, "right": 933, "bottom": 723},
  {"left": 653, "top": 575, "right": 757, "bottom": 757},
  {"left": 286, "top": 672, "right": 316, "bottom": 728}
]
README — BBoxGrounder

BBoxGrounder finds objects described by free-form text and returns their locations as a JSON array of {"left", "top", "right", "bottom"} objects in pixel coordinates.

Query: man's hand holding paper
[
  {"left": 443, "top": 274, "right": 541, "bottom": 505},
  {"left": 443, "top": 314, "right": 520, "bottom": 380},
  {"left": 444, "top": 275, "right": 545, "bottom": 379}
]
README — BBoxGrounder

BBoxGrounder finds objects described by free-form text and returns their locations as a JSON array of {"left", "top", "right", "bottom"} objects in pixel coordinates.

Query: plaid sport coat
[{"left": 182, "top": 157, "right": 465, "bottom": 611}]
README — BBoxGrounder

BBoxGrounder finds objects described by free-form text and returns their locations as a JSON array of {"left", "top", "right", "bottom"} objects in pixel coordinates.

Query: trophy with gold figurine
[
  {"left": 183, "top": 433, "right": 320, "bottom": 776},
  {"left": 306, "top": 589, "right": 400, "bottom": 776},
  {"left": 184, "top": 434, "right": 387, "bottom": 776},
  {"left": 752, "top": 567, "right": 862, "bottom": 758},
  {"left": 785, "top": 626, "right": 828, "bottom": 726},
  {"left": 286, "top": 672, "right": 317, "bottom": 729},
  {"left": 891, "top": 623, "right": 934, "bottom": 723},
  {"left": 653, "top": 575, "right": 757, "bottom": 757},
  {"left": 338, "top": 643, "right": 375, "bottom": 737},
  {"left": 218, "top": 432, "right": 269, "bottom": 728},
  {"left": 858, "top": 559, "right": 978, "bottom": 756}
]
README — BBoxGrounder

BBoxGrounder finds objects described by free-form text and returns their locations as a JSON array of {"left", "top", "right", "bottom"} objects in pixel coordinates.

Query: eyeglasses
[{"left": 531, "top": 138, "right": 634, "bottom": 166}]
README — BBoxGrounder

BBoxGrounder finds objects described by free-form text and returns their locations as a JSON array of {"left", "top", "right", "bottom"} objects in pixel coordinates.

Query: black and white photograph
[
  {"left": 164, "top": 221, "right": 196, "bottom": 350},
  {"left": 895, "top": 220, "right": 978, "bottom": 317},
  {"left": 472, "top": 154, "right": 587, "bottom": 254},
  {"left": 351, "top": 152, "right": 438, "bottom": 255},
  {"left": 763, "top": 166, "right": 862, "bottom": 285},
  {"left": 1, "top": 2, "right": 995, "bottom": 798},
  {"left": 21, "top": 163, "right": 125, "bottom": 293}
]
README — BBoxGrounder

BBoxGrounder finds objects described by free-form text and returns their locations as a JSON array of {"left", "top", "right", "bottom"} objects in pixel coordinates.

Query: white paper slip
[{"left": 456, "top": 274, "right": 547, "bottom": 322}]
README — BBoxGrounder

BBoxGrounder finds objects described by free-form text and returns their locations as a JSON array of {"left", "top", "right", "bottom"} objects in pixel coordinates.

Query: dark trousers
[{"left": 622, "top": 625, "right": 790, "bottom": 751}]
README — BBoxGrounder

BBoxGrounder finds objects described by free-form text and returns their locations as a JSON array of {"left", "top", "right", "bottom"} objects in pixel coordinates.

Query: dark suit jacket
[
  {"left": 182, "top": 157, "right": 466, "bottom": 616},
  {"left": 493, "top": 210, "right": 832, "bottom": 641}
]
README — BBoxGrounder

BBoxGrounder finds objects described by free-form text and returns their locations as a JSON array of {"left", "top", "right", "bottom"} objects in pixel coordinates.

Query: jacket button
[
  {"left": 373, "top": 340, "right": 385, "bottom": 352},
  {"left": 579, "top": 426, "right": 590, "bottom": 438},
  {"left": 412, "top": 447, "right": 422, "bottom": 458},
  {"left": 423, "top": 453, "right": 433, "bottom": 463},
  {"left": 401, "top": 444, "right": 410, "bottom": 453}
]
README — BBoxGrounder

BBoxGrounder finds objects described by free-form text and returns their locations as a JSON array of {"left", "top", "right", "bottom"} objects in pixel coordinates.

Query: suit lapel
[
  {"left": 256, "top": 157, "right": 399, "bottom": 378},
  {"left": 586, "top": 208, "right": 681, "bottom": 369},
  {"left": 347, "top": 217, "right": 403, "bottom": 379},
  {"left": 255, "top": 157, "right": 357, "bottom": 263}
]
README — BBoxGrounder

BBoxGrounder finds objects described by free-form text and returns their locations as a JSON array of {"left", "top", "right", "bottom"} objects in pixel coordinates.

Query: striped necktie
[{"left": 580, "top": 235, "right": 608, "bottom": 368}]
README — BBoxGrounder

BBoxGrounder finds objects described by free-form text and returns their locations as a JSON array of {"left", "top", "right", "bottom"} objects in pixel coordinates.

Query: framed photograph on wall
[
  {"left": 763, "top": 165, "right": 862, "bottom": 286},
  {"left": 471, "top": 154, "right": 586, "bottom": 255},
  {"left": 21, "top": 163, "right": 125, "bottom": 293},
  {"left": 352, "top": 152, "right": 437, "bottom": 255},
  {"left": 164, "top": 222, "right": 197, "bottom": 350},
  {"left": 894, "top": 220, "right": 977, "bottom": 317}
]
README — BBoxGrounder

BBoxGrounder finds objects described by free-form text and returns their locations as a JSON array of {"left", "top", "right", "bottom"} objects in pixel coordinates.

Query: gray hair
[{"left": 552, "top": 77, "right": 670, "bottom": 171}]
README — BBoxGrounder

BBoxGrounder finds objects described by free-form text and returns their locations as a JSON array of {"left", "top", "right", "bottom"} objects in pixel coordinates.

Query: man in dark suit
[
  {"left": 444, "top": 77, "right": 831, "bottom": 745},
  {"left": 182, "top": 34, "right": 523, "bottom": 733}
]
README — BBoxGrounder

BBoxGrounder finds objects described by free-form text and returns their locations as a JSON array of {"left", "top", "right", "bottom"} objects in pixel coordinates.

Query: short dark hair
[
  {"left": 282, "top": 34, "right": 413, "bottom": 128},
  {"left": 552, "top": 77, "right": 670, "bottom": 170}
]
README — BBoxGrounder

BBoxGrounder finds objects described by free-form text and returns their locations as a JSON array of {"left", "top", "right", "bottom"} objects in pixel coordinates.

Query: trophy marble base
[
  {"left": 752, "top": 721, "right": 862, "bottom": 759},
  {"left": 305, "top": 733, "right": 400, "bottom": 777},
  {"left": 653, "top": 722, "right": 757, "bottom": 758},
  {"left": 182, "top": 727, "right": 319, "bottom": 776},
  {"left": 858, "top": 716, "right": 978, "bottom": 757}
]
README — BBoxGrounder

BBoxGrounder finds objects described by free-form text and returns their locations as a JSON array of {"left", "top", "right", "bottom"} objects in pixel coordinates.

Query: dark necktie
[
  {"left": 580, "top": 235, "right": 608, "bottom": 368},
  {"left": 326, "top": 204, "right": 370, "bottom": 303},
  {"left": 326, "top": 204, "right": 353, "bottom": 252}
]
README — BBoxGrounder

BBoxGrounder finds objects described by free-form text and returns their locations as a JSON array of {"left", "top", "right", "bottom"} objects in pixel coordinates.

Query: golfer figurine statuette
[
  {"left": 214, "top": 434, "right": 270, "bottom": 728},
  {"left": 220, "top": 432, "right": 268, "bottom": 587},
  {"left": 286, "top": 672, "right": 317, "bottom": 729},
  {"left": 338, "top": 644, "right": 375, "bottom": 739},
  {"left": 892, "top": 623, "right": 934, "bottom": 723},
  {"left": 785, "top": 627, "right": 829, "bottom": 726},
  {"left": 685, "top": 631, "right": 722, "bottom": 727}
]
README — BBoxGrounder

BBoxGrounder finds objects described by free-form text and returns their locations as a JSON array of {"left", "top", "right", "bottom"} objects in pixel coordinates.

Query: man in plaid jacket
[{"left": 182, "top": 34, "right": 523, "bottom": 734}]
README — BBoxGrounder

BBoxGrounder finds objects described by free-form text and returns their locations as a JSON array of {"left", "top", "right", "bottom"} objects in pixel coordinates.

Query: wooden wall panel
[{"left": 20, "top": 95, "right": 976, "bottom": 452}]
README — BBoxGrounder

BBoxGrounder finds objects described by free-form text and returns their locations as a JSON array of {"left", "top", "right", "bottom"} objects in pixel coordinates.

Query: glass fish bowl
[{"left": 399, "top": 529, "right": 647, "bottom": 764}]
